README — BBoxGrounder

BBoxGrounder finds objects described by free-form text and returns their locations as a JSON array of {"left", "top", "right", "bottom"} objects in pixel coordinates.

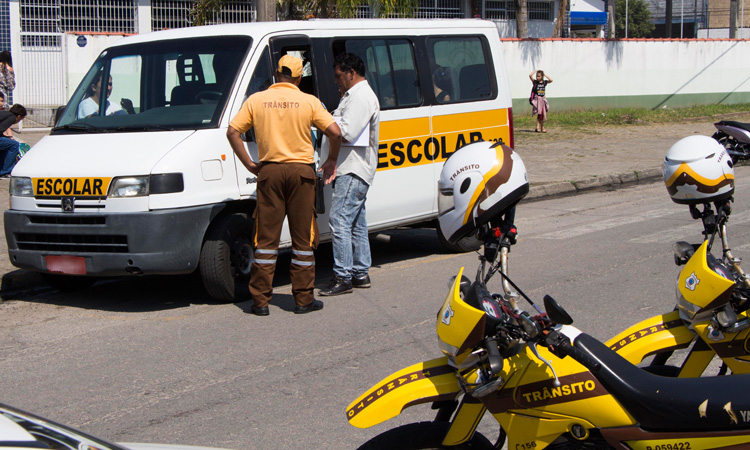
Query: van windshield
[{"left": 53, "top": 36, "right": 251, "bottom": 133}]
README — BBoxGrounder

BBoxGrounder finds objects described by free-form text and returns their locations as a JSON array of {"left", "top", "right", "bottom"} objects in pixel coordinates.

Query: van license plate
[{"left": 45, "top": 255, "right": 87, "bottom": 275}]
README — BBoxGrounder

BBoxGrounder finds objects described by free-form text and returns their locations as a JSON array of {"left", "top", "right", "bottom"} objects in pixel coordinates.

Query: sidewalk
[{"left": 1, "top": 114, "right": 748, "bottom": 295}]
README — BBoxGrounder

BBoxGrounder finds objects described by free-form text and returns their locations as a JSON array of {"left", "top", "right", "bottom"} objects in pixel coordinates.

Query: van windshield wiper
[
  {"left": 114, "top": 124, "right": 176, "bottom": 132},
  {"left": 51, "top": 123, "right": 108, "bottom": 133}
]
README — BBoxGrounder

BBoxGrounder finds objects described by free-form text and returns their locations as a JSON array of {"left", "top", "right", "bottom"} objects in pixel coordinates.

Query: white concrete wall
[{"left": 500, "top": 38, "right": 750, "bottom": 109}]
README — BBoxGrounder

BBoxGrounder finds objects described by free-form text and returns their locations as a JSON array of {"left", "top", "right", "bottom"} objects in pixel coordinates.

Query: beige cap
[{"left": 277, "top": 55, "right": 303, "bottom": 78}]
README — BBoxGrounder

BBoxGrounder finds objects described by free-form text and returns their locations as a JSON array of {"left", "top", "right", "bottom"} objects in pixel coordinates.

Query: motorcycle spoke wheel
[{"left": 356, "top": 421, "right": 494, "bottom": 450}]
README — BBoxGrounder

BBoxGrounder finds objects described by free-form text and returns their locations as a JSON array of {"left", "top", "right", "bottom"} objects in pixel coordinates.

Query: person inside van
[
  {"left": 432, "top": 66, "right": 452, "bottom": 103},
  {"left": 77, "top": 72, "right": 129, "bottom": 119}
]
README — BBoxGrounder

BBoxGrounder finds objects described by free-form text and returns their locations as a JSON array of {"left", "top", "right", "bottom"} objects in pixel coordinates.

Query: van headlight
[
  {"left": 108, "top": 173, "right": 184, "bottom": 198},
  {"left": 109, "top": 176, "right": 148, "bottom": 197},
  {"left": 10, "top": 177, "right": 33, "bottom": 197}
]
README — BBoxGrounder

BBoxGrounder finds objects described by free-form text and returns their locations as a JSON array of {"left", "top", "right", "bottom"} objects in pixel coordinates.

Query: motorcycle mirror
[
  {"left": 673, "top": 241, "right": 696, "bottom": 266},
  {"left": 543, "top": 295, "right": 573, "bottom": 325},
  {"left": 448, "top": 275, "right": 472, "bottom": 299}
]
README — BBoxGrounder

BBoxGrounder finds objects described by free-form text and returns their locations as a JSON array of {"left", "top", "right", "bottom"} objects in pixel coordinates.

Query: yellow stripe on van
[
  {"left": 376, "top": 109, "right": 510, "bottom": 172},
  {"left": 33, "top": 177, "right": 112, "bottom": 198},
  {"left": 379, "top": 117, "right": 431, "bottom": 141},
  {"left": 432, "top": 109, "right": 508, "bottom": 133}
]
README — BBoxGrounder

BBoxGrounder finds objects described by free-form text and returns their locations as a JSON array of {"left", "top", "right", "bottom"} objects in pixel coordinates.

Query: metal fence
[{"left": 152, "top": 0, "right": 254, "bottom": 30}]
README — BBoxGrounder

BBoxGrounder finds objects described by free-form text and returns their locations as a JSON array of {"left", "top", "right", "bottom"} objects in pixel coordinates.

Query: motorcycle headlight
[{"left": 10, "top": 177, "right": 33, "bottom": 197}]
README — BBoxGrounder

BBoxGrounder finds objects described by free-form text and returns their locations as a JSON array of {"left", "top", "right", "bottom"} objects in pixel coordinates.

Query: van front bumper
[{"left": 4, "top": 204, "right": 223, "bottom": 276}]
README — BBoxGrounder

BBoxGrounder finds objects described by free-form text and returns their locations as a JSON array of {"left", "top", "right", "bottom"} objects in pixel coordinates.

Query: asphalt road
[{"left": 3, "top": 167, "right": 750, "bottom": 449}]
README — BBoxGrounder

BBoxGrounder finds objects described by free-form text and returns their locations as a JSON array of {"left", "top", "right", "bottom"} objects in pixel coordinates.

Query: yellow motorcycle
[
  {"left": 608, "top": 197, "right": 750, "bottom": 377},
  {"left": 347, "top": 213, "right": 750, "bottom": 449}
]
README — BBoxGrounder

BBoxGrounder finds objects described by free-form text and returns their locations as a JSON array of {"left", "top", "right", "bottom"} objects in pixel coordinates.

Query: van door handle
[{"left": 246, "top": 177, "right": 257, "bottom": 184}]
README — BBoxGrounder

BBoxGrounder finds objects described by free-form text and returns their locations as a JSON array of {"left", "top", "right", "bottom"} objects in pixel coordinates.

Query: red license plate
[{"left": 45, "top": 255, "right": 87, "bottom": 275}]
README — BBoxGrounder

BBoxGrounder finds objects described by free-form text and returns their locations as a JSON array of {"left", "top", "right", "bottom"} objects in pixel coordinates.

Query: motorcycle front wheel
[{"left": 356, "top": 421, "right": 495, "bottom": 450}]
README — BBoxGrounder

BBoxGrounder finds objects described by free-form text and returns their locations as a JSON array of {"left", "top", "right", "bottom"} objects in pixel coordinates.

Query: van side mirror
[{"left": 53, "top": 106, "right": 65, "bottom": 126}]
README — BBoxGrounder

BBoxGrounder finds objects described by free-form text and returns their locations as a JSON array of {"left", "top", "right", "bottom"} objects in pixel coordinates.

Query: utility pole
[
  {"left": 606, "top": 0, "right": 615, "bottom": 37},
  {"left": 730, "top": 0, "right": 738, "bottom": 37},
  {"left": 665, "top": 0, "right": 672, "bottom": 37},
  {"left": 257, "top": 0, "right": 276, "bottom": 22}
]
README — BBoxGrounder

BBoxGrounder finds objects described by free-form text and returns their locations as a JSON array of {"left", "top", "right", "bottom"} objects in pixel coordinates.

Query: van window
[
  {"left": 334, "top": 39, "right": 421, "bottom": 110},
  {"left": 54, "top": 36, "right": 251, "bottom": 133},
  {"left": 246, "top": 47, "right": 273, "bottom": 97},
  {"left": 427, "top": 36, "right": 494, "bottom": 103}
]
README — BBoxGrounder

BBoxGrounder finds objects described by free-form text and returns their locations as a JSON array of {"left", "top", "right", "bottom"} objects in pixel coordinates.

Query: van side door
[
  {"left": 321, "top": 37, "right": 435, "bottom": 231},
  {"left": 234, "top": 35, "right": 323, "bottom": 200}
]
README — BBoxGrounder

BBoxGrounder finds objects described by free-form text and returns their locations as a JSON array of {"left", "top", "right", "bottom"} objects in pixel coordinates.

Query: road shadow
[{"left": 1, "top": 226, "right": 444, "bottom": 313}]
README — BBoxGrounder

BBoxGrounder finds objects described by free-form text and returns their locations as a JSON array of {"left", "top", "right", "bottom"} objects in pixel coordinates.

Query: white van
[{"left": 5, "top": 19, "right": 514, "bottom": 301}]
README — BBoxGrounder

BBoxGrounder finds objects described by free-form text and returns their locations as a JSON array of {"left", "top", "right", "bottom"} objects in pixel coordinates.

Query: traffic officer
[{"left": 227, "top": 54, "right": 342, "bottom": 316}]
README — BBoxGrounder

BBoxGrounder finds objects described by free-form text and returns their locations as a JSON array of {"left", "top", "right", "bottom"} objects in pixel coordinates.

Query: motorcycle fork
[{"left": 438, "top": 395, "right": 487, "bottom": 446}]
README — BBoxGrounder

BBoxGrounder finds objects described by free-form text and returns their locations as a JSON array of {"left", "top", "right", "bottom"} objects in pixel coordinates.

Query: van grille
[
  {"left": 15, "top": 233, "right": 128, "bottom": 253},
  {"left": 27, "top": 215, "right": 106, "bottom": 225}
]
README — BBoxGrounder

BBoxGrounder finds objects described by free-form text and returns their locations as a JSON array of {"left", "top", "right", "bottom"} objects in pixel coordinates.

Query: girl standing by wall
[{"left": 529, "top": 69, "right": 552, "bottom": 132}]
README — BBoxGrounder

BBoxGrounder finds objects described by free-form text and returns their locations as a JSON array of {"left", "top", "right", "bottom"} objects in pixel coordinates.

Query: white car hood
[{"left": 12, "top": 131, "right": 195, "bottom": 178}]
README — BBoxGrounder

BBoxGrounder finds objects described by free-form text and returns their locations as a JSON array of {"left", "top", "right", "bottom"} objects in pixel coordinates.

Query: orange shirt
[{"left": 229, "top": 83, "right": 335, "bottom": 164}]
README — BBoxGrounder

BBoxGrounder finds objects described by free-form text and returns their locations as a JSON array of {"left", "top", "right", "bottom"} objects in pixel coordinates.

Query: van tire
[
  {"left": 437, "top": 222, "right": 482, "bottom": 253},
  {"left": 199, "top": 213, "right": 253, "bottom": 302}
]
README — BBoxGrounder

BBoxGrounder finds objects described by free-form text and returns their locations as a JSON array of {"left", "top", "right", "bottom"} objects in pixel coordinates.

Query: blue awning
[{"left": 570, "top": 11, "right": 608, "bottom": 25}]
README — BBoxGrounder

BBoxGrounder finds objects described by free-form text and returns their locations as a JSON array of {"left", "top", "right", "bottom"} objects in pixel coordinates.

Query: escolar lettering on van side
[
  {"left": 33, "top": 177, "right": 112, "bottom": 198},
  {"left": 377, "top": 131, "right": 489, "bottom": 170}
]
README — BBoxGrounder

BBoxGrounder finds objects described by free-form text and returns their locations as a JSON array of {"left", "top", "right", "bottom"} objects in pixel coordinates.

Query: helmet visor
[{"left": 438, "top": 187, "right": 454, "bottom": 217}]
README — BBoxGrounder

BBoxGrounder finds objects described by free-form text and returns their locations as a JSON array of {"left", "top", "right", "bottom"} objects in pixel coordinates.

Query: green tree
[{"left": 615, "top": 0, "right": 655, "bottom": 38}]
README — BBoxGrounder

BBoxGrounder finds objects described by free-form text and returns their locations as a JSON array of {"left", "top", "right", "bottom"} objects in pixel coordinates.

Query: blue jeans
[
  {"left": 330, "top": 174, "right": 371, "bottom": 280},
  {"left": 0, "top": 137, "right": 19, "bottom": 176}
]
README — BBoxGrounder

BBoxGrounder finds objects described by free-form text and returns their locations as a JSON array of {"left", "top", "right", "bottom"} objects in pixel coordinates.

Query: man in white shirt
[{"left": 319, "top": 53, "right": 380, "bottom": 296}]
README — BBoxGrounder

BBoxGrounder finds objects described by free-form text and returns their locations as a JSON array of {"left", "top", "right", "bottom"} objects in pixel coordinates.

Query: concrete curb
[
  {"left": 0, "top": 166, "right": 667, "bottom": 297},
  {"left": 526, "top": 167, "right": 663, "bottom": 201}
]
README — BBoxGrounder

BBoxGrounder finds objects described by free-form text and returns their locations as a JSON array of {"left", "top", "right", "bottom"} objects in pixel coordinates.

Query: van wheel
[
  {"left": 437, "top": 222, "right": 482, "bottom": 253},
  {"left": 199, "top": 213, "right": 253, "bottom": 302},
  {"left": 41, "top": 273, "right": 97, "bottom": 292}
]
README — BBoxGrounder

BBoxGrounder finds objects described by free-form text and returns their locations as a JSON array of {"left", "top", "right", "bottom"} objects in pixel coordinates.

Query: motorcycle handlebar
[{"left": 545, "top": 330, "right": 601, "bottom": 372}]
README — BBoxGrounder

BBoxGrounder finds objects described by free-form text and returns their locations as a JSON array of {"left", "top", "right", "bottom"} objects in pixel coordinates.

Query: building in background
[
  {"left": 644, "top": 0, "right": 750, "bottom": 37},
  {"left": 570, "top": 0, "right": 608, "bottom": 37}
]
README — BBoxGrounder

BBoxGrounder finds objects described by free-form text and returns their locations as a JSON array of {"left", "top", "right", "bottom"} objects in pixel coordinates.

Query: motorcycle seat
[
  {"left": 574, "top": 333, "right": 750, "bottom": 432},
  {"left": 717, "top": 120, "right": 750, "bottom": 133}
]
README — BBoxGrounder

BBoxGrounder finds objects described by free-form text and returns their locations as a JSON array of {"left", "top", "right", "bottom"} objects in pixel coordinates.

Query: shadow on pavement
[{"left": 1, "top": 227, "right": 446, "bottom": 312}]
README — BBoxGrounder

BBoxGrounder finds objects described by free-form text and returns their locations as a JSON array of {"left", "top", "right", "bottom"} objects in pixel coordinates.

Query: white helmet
[
  {"left": 663, "top": 135, "right": 735, "bottom": 205},
  {"left": 438, "top": 141, "right": 529, "bottom": 244}
]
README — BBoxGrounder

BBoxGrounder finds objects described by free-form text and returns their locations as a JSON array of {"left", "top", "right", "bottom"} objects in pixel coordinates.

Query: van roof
[{"left": 113, "top": 18, "right": 499, "bottom": 46}]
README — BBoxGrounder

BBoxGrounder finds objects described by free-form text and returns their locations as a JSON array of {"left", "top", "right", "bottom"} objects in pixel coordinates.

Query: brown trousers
[{"left": 250, "top": 162, "right": 319, "bottom": 307}]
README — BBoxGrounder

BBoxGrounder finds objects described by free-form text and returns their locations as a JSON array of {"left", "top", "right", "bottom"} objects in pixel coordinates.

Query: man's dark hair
[
  {"left": 334, "top": 53, "right": 365, "bottom": 77},
  {"left": 10, "top": 104, "right": 26, "bottom": 117},
  {"left": 0, "top": 51, "right": 12, "bottom": 67}
]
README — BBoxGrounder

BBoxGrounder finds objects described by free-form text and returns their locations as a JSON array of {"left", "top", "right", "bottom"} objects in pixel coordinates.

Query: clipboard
[{"left": 334, "top": 117, "right": 369, "bottom": 147}]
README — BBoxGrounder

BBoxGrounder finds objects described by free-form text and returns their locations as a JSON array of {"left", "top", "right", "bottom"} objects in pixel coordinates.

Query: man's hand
[
  {"left": 319, "top": 159, "right": 337, "bottom": 184},
  {"left": 226, "top": 125, "right": 260, "bottom": 175}
]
